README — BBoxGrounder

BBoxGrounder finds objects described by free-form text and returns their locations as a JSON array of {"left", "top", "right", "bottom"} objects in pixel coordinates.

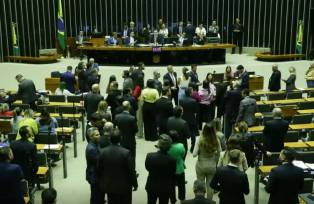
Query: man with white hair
[
  {"left": 263, "top": 107, "right": 289, "bottom": 152},
  {"left": 153, "top": 70, "right": 162, "bottom": 95},
  {"left": 89, "top": 58, "right": 99, "bottom": 72},
  {"left": 15, "top": 74, "right": 37, "bottom": 110}
]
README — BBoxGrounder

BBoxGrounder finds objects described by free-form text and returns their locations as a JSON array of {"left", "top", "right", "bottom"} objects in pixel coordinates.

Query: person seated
[
  {"left": 10, "top": 107, "right": 23, "bottom": 134},
  {"left": 35, "top": 108, "right": 58, "bottom": 135},
  {"left": 42, "top": 188, "right": 57, "bottom": 204},
  {"left": 178, "top": 32, "right": 187, "bottom": 46},
  {"left": 55, "top": 82, "right": 74, "bottom": 96},
  {"left": 124, "top": 32, "right": 137, "bottom": 46},
  {"left": 158, "top": 23, "right": 169, "bottom": 44},
  {"left": 141, "top": 24, "right": 152, "bottom": 43},
  {"left": 129, "top": 21, "right": 137, "bottom": 36},
  {"left": 0, "top": 103, "right": 13, "bottom": 117},
  {"left": 122, "top": 23, "right": 129, "bottom": 38},
  {"left": 16, "top": 109, "right": 38, "bottom": 141},
  {"left": 305, "top": 62, "right": 314, "bottom": 88},
  {"left": 0, "top": 90, "right": 15, "bottom": 107},
  {"left": 107, "top": 32, "right": 118, "bottom": 46},
  {"left": 76, "top": 30, "right": 85, "bottom": 45},
  {"left": 195, "top": 23, "right": 206, "bottom": 44},
  {"left": 208, "top": 20, "right": 220, "bottom": 38}
]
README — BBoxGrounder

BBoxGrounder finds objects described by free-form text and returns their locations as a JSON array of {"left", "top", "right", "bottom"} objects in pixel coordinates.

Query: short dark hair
[
  {"left": 90, "top": 112, "right": 102, "bottom": 122},
  {"left": 110, "top": 129, "right": 121, "bottom": 144},
  {"left": 193, "top": 180, "right": 206, "bottom": 193},
  {"left": 168, "top": 130, "right": 180, "bottom": 143},
  {"left": 146, "top": 79, "right": 155, "bottom": 88},
  {"left": 202, "top": 80, "right": 209, "bottom": 89},
  {"left": 0, "top": 144, "right": 11, "bottom": 162},
  {"left": 67, "top": 66, "right": 72, "bottom": 71},
  {"left": 41, "top": 188, "right": 57, "bottom": 204},
  {"left": 229, "top": 149, "right": 241, "bottom": 164},
  {"left": 19, "top": 126, "right": 29, "bottom": 140},
  {"left": 242, "top": 88, "right": 250, "bottom": 96},
  {"left": 173, "top": 106, "right": 183, "bottom": 118},
  {"left": 161, "top": 87, "right": 170, "bottom": 96},
  {"left": 236, "top": 65, "right": 244, "bottom": 70},
  {"left": 282, "top": 147, "right": 296, "bottom": 162}
]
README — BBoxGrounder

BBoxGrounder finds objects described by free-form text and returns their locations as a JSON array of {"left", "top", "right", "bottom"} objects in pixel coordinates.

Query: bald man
[
  {"left": 84, "top": 84, "right": 104, "bottom": 121},
  {"left": 263, "top": 108, "right": 289, "bottom": 152},
  {"left": 114, "top": 101, "right": 138, "bottom": 166}
]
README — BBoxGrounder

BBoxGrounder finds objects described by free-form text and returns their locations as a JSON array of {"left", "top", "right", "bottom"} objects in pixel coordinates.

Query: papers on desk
[
  {"left": 43, "top": 144, "right": 61, "bottom": 150},
  {"left": 293, "top": 160, "right": 314, "bottom": 170},
  {"left": 137, "top": 44, "right": 150, "bottom": 47}
]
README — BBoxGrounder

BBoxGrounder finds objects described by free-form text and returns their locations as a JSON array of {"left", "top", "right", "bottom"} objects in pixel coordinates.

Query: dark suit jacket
[
  {"left": 155, "top": 96, "right": 173, "bottom": 134},
  {"left": 10, "top": 139, "right": 38, "bottom": 183},
  {"left": 17, "top": 79, "right": 37, "bottom": 104},
  {"left": 85, "top": 141, "right": 100, "bottom": 184},
  {"left": 236, "top": 96, "right": 257, "bottom": 126},
  {"left": 180, "top": 96, "right": 199, "bottom": 131},
  {"left": 98, "top": 144, "right": 138, "bottom": 194},
  {"left": 0, "top": 162, "right": 24, "bottom": 204},
  {"left": 210, "top": 165, "right": 249, "bottom": 204},
  {"left": 145, "top": 151, "right": 176, "bottom": 196},
  {"left": 268, "top": 70, "right": 281, "bottom": 91},
  {"left": 114, "top": 111, "right": 138, "bottom": 151},
  {"left": 185, "top": 25, "right": 195, "bottom": 43},
  {"left": 182, "top": 196, "right": 216, "bottom": 204},
  {"left": 84, "top": 93, "right": 104, "bottom": 121},
  {"left": 87, "top": 75, "right": 100, "bottom": 91},
  {"left": 266, "top": 163, "right": 304, "bottom": 204},
  {"left": 60, "top": 71, "right": 76, "bottom": 93},
  {"left": 163, "top": 72, "right": 178, "bottom": 89},
  {"left": 189, "top": 71, "right": 200, "bottom": 84},
  {"left": 224, "top": 89, "right": 242, "bottom": 122},
  {"left": 167, "top": 116, "right": 190, "bottom": 149},
  {"left": 239, "top": 71, "right": 249, "bottom": 90},
  {"left": 263, "top": 118, "right": 289, "bottom": 152},
  {"left": 106, "top": 89, "right": 122, "bottom": 117},
  {"left": 284, "top": 74, "right": 296, "bottom": 91}
]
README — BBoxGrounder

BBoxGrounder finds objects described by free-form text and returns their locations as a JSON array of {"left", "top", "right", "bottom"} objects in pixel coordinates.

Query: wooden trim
[
  {"left": 255, "top": 52, "right": 305, "bottom": 61},
  {"left": 6, "top": 55, "right": 59, "bottom": 64}
]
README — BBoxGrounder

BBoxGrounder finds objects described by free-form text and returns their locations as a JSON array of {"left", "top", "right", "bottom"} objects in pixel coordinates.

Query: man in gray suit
[
  {"left": 15, "top": 74, "right": 37, "bottom": 110},
  {"left": 236, "top": 89, "right": 257, "bottom": 127}
]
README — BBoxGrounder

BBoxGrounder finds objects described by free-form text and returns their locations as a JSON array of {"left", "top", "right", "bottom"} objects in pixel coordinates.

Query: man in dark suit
[
  {"left": 106, "top": 81, "right": 122, "bottom": 118},
  {"left": 184, "top": 21, "right": 195, "bottom": 45},
  {"left": 98, "top": 129, "right": 138, "bottom": 204},
  {"left": 84, "top": 84, "right": 104, "bottom": 121},
  {"left": 179, "top": 88, "right": 199, "bottom": 152},
  {"left": 224, "top": 81, "right": 242, "bottom": 138},
  {"left": 145, "top": 134, "right": 176, "bottom": 204},
  {"left": 131, "top": 62, "right": 145, "bottom": 88},
  {"left": 268, "top": 64, "right": 281, "bottom": 91},
  {"left": 85, "top": 127, "right": 104, "bottom": 204},
  {"left": 87, "top": 69, "right": 100, "bottom": 91},
  {"left": 210, "top": 149, "right": 249, "bottom": 204},
  {"left": 235, "top": 65, "right": 249, "bottom": 90},
  {"left": 236, "top": 88, "right": 257, "bottom": 127},
  {"left": 167, "top": 106, "right": 191, "bottom": 157},
  {"left": 60, "top": 66, "right": 76, "bottom": 93},
  {"left": 266, "top": 147, "right": 304, "bottom": 204},
  {"left": 263, "top": 107, "right": 289, "bottom": 152},
  {"left": 189, "top": 64, "right": 201, "bottom": 86},
  {"left": 114, "top": 101, "right": 138, "bottom": 166},
  {"left": 183, "top": 180, "right": 215, "bottom": 204},
  {"left": 155, "top": 87, "right": 173, "bottom": 135},
  {"left": 0, "top": 144, "right": 24, "bottom": 204},
  {"left": 231, "top": 18, "right": 244, "bottom": 54},
  {"left": 15, "top": 74, "right": 37, "bottom": 110},
  {"left": 10, "top": 126, "right": 38, "bottom": 187},
  {"left": 163, "top": 65, "right": 179, "bottom": 105}
]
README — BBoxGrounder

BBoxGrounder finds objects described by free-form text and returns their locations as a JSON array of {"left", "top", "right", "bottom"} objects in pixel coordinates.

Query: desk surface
[
  {"left": 14, "top": 100, "right": 82, "bottom": 107},
  {"left": 56, "top": 127, "right": 74, "bottom": 134},
  {"left": 37, "top": 166, "right": 49, "bottom": 175},
  {"left": 305, "top": 141, "right": 314, "bottom": 147},
  {"left": 297, "top": 109, "right": 314, "bottom": 114},
  {"left": 34, "top": 112, "right": 81, "bottom": 118},
  {"left": 36, "top": 144, "right": 63, "bottom": 151},
  {"left": 248, "top": 126, "right": 264, "bottom": 132},
  {"left": 285, "top": 142, "right": 309, "bottom": 148},
  {"left": 259, "top": 165, "right": 277, "bottom": 174},
  {"left": 290, "top": 124, "right": 314, "bottom": 130},
  {"left": 260, "top": 98, "right": 306, "bottom": 105}
]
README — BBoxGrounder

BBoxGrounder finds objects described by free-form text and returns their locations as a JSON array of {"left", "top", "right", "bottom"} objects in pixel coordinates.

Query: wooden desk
[
  {"left": 56, "top": 127, "right": 77, "bottom": 158},
  {"left": 262, "top": 98, "right": 306, "bottom": 105},
  {"left": 249, "top": 75, "right": 264, "bottom": 91},
  {"left": 36, "top": 144, "right": 63, "bottom": 151},
  {"left": 306, "top": 97, "right": 314, "bottom": 102},
  {"left": 297, "top": 109, "right": 314, "bottom": 114},
  {"left": 258, "top": 165, "right": 277, "bottom": 175},
  {"left": 284, "top": 142, "right": 309, "bottom": 149},
  {"left": 34, "top": 112, "right": 81, "bottom": 119},
  {"left": 14, "top": 100, "right": 82, "bottom": 107},
  {"left": 305, "top": 141, "right": 314, "bottom": 148},
  {"left": 289, "top": 124, "right": 314, "bottom": 130},
  {"left": 248, "top": 126, "right": 264, "bottom": 132},
  {"left": 37, "top": 166, "right": 49, "bottom": 175}
]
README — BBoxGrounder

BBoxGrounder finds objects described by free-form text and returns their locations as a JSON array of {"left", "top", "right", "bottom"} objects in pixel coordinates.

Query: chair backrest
[
  {"left": 285, "top": 131, "right": 302, "bottom": 142},
  {"left": 308, "top": 91, "right": 314, "bottom": 98},
  {"left": 296, "top": 151, "right": 314, "bottom": 163},
  {"left": 257, "top": 104, "right": 274, "bottom": 113},
  {"left": 48, "top": 95, "right": 66, "bottom": 102},
  {"left": 298, "top": 102, "right": 314, "bottom": 110},
  {"left": 20, "top": 179, "right": 29, "bottom": 197},
  {"left": 268, "top": 93, "right": 286, "bottom": 100},
  {"left": 300, "top": 178, "right": 314, "bottom": 194},
  {"left": 212, "top": 73, "right": 224, "bottom": 83},
  {"left": 36, "top": 152, "right": 48, "bottom": 166},
  {"left": 309, "top": 131, "right": 314, "bottom": 141},
  {"left": 58, "top": 106, "right": 77, "bottom": 114},
  {"left": 0, "top": 120, "right": 12, "bottom": 135},
  {"left": 35, "top": 134, "right": 58, "bottom": 144},
  {"left": 67, "top": 95, "right": 83, "bottom": 103},
  {"left": 250, "top": 95, "right": 261, "bottom": 101},
  {"left": 291, "top": 114, "right": 313, "bottom": 124},
  {"left": 262, "top": 152, "right": 280, "bottom": 165},
  {"left": 12, "top": 104, "right": 30, "bottom": 110},
  {"left": 37, "top": 105, "right": 57, "bottom": 114},
  {"left": 286, "top": 92, "right": 303, "bottom": 99},
  {"left": 56, "top": 118, "right": 71, "bottom": 127},
  {"left": 263, "top": 116, "right": 273, "bottom": 125}
]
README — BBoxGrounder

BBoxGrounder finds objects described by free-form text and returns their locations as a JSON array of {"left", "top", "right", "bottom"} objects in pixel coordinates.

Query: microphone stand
[{"left": 47, "top": 126, "right": 54, "bottom": 189}]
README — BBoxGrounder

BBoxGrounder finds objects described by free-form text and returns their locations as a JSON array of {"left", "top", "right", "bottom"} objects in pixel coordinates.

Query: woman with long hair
[
  {"left": 10, "top": 107, "right": 23, "bottom": 134},
  {"left": 224, "top": 66, "right": 234, "bottom": 82},
  {"left": 177, "top": 67, "right": 190, "bottom": 103},
  {"left": 96, "top": 100, "right": 112, "bottom": 122},
  {"left": 106, "top": 75, "right": 117, "bottom": 94},
  {"left": 193, "top": 122, "right": 221, "bottom": 199}
]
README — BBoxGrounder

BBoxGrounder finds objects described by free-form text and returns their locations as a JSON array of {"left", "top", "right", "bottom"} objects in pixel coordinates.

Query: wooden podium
[
  {"left": 249, "top": 75, "right": 264, "bottom": 91},
  {"left": 45, "top": 78, "right": 60, "bottom": 93}
]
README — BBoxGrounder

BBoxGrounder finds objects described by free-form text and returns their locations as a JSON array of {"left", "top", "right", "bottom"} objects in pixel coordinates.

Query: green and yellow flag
[
  {"left": 11, "top": 22, "right": 20, "bottom": 56},
  {"left": 296, "top": 20, "right": 303, "bottom": 54},
  {"left": 57, "top": 0, "right": 66, "bottom": 50}
]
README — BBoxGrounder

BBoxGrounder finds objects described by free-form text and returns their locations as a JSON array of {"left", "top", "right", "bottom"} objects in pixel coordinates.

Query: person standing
[
  {"left": 266, "top": 147, "right": 304, "bottom": 204},
  {"left": 153, "top": 70, "right": 163, "bottom": 95},
  {"left": 10, "top": 126, "right": 38, "bottom": 187},
  {"left": 198, "top": 81, "right": 215, "bottom": 130},
  {"left": 193, "top": 123, "right": 221, "bottom": 200},
  {"left": 210, "top": 149, "right": 250, "bottom": 204},
  {"left": 182, "top": 180, "right": 216, "bottom": 204},
  {"left": 98, "top": 130, "right": 138, "bottom": 204},
  {"left": 231, "top": 18, "right": 244, "bottom": 54},
  {"left": 155, "top": 87, "right": 173, "bottom": 135},
  {"left": 185, "top": 21, "right": 195, "bottom": 45},
  {"left": 15, "top": 74, "right": 37, "bottom": 110},
  {"left": 84, "top": 84, "right": 104, "bottom": 121},
  {"left": 140, "top": 79, "right": 159, "bottom": 141},
  {"left": 177, "top": 67, "right": 191, "bottom": 103},
  {"left": 189, "top": 64, "right": 201, "bottom": 87},
  {"left": 305, "top": 63, "right": 314, "bottom": 88},
  {"left": 60, "top": 65, "right": 76, "bottom": 93},
  {"left": 282, "top": 67, "right": 297, "bottom": 92},
  {"left": 263, "top": 108, "right": 289, "bottom": 152},
  {"left": 0, "top": 144, "right": 24, "bottom": 204},
  {"left": 145, "top": 134, "right": 176, "bottom": 204},
  {"left": 235, "top": 65, "right": 249, "bottom": 90},
  {"left": 236, "top": 89, "right": 257, "bottom": 127},
  {"left": 208, "top": 20, "right": 220, "bottom": 38},
  {"left": 163, "top": 65, "right": 179, "bottom": 105},
  {"left": 268, "top": 64, "right": 281, "bottom": 92},
  {"left": 85, "top": 127, "right": 104, "bottom": 204}
]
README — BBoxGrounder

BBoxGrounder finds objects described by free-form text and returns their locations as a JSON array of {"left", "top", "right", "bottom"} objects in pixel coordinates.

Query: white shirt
[
  {"left": 55, "top": 88, "right": 73, "bottom": 96},
  {"left": 195, "top": 27, "right": 206, "bottom": 37},
  {"left": 159, "top": 28, "right": 169, "bottom": 38},
  {"left": 129, "top": 37, "right": 135, "bottom": 46}
]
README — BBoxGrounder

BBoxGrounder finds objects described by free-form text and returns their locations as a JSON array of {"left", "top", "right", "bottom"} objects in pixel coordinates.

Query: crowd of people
[{"left": 1, "top": 59, "right": 314, "bottom": 204}]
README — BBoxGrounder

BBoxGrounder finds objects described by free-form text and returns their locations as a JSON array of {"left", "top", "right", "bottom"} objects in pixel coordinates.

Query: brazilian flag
[
  {"left": 296, "top": 20, "right": 303, "bottom": 54},
  {"left": 57, "top": 0, "right": 66, "bottom": 50},
  {"left": 11, "top": 22, "right": 20, "bottom": 56}
]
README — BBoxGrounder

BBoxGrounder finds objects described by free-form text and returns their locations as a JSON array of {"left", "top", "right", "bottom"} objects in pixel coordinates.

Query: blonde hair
[
  {"left": 97, "top": 100, "right": 108, "bottom": 112},
  {"left": 289, "top": 66, "right": 296, "bottom": 74}
]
